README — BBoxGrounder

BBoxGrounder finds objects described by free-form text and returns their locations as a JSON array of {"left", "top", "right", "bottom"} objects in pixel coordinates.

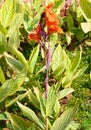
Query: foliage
[{"left": 0, "top": 0, "right": 91, "bottom": 130}]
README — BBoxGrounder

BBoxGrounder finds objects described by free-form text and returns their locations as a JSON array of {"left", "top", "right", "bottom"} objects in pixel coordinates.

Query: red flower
[
  {"left": 28, "top": 25, "right": 41, "bottom": 41},
  {"left": 45, "top": 3, "right": 63, "bottom": 34}
]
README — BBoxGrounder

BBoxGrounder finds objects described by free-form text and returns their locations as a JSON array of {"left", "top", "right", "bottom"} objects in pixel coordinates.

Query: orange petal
[
  {"left": 48, "top": 25, "right": 63, "bottom": 34},
  {"left": 28, "top": 25, "right": 41, "bottom": 41}
]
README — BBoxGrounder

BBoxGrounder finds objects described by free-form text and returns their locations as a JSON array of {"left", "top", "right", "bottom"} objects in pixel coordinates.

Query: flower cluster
[{"left": 28, "top": 3, "right": 63, "bottom": 42}]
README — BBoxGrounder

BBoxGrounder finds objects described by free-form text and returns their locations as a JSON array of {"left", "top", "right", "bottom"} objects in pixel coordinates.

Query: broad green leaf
[
  {"left": 27, "top": 124, "right": 41, "bottom": 130},
  {"left": 55, "top": 80, "right": 62, "bottom": 92},
  {"left": 40, "top": 93, "right": 46, "bottom": 118},
  {"left": 32, "top": 0, "right": 43, "bottom": 12},
  {"left": 8, "top": 26, "right": 20, "bottom": 48},
  {"left": 4, "top": 52, "right": 24, "bottom": 72},
  {"left": 53, "top": 0, "right": 65, "bottom": 14},
  {"left": 0, "top": 31, "right": 7, "bottom": 44},
  {"left": 53, "top": 62, "right": 65, "bottom": 80},
  {"left": 8, "top": 73, "right": 26, "bottom": 96},
  {"left": 0, "top": 112, "right": 9, "bottom": 120},
  {"left": 0, "top": 79, "right": 13, "bottom": 102},
  {"left": 8, "top": 45, "right": 27, "bottom": 68},
  {"left": 17, "top": 102, "right": 44, "bottom": 129},
  {"left": 0, "top": 66, "right": 5, "bottom": 84},
  {"left": 57, "top": 88, "right": 74, "bottom": 100},
  {"left": 81, "top": 22, "right": 91, "bottom": 33},
  {"left": 65, "top": 121, "right": 80, "bottom": 130},
  {"left": 29, "top": 90, "right": 40, "bottom": 109},
  {"left": 0, "top": 21, "right": 7, "bottom": 35},
  {"left": 70, "top": 51, "right": 81, "bottom": 73},
  {"left": 51, "top": 107, "right": 77, "bottom": 130},
  {"left": 52, "top": 44, "right": 63, "bottom": 71},
  {"left": 8, "top": 13, "right": 24, "bottom": 30},
  {"left": 46, "top": 87, "right": 56, "bottom": 116},
  {"left": 0, "top": 0, "right": 15, "bottom": 27},
  {"left": 0, "top": 32, "right": 7, "bottom": 52},
  {"left": 62, "top": 71, "right": 73, "bottom": 88},
  {"left": 80, "top": 0, "right": 91, "bottom": 21},
  {"left": 73, "top": 66, "right": 88, "bottom": 80},
  {"left": 10, "top": 114, "right": 31, "bottom": 130},
  {"left": 28, "top": 45, "right": 39, "bottom": 74},
  {"left": 62, "top": 49, "right": 71, "bottom": 70},
  {"left": 15, "top": 0, "right": 25, "bottom": 13},
  {"left": 54, "top": 99, "right": 60, "bottom": 118},
  {"left": 31, "top": 14, "right": 41, "bottom": 29},
  {"left": 6, "top": 91, "right": 29, "bottom": 108},
  {"left": 67, "top": 15, "right": 74, "bottom": 31}
]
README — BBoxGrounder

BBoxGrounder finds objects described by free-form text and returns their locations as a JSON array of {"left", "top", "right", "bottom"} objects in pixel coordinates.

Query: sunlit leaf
[
  {"left": 51, "top": 107, "right": 77, "bottom": 130},
  {"left": 81, "top": 22, "right": 91, "bottom": 33},
  {"left": 10, "top": 114, "right": 31, "bottom": 130},
  {"left": 57, "top": 88, "right": 74, "bottom": 100},
  {"left": 0, "top": 66, "right": 5, "bottom": 84},
  {"left": 28, "top": 45, "right": 39, "bottom": 74},
  {"left": 0, "top": 0, "right": 15, "bottom": 27},
  {"left": 80, "top": 0, "right": 91, "bottom": 21},
  {"left": 70, "top": 51, "right": 81, "bottom": 73},
  {"left": 4, "top": 52, "right": 24, "bottom": 72},
  {"left": 17, "top": 102, "right": 44, "bottom": 129}
]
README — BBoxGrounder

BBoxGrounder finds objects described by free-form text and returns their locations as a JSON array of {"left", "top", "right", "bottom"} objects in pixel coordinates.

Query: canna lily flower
[
  {"left": 28, "top": 25, "right": 41, "bottom": 41},
  {"left": 45, "top": 2, "right": 63, "bottom": 34},
  {"left": 48, "top": 25, "right": 63, "bottom": 34}
]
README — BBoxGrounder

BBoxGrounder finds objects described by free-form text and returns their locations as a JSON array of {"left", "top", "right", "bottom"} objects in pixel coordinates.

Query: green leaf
[
  {"left": 53, "top": 62, "right": 65, "bottom": 80},
  {"left": 8, "top": 73, "right": 26, "bottom": 96},
  {"left": 0, "top": 32, "right": 7, "bottom": 53},
  {"left": 8, "top": 45, "right": 27, "bottom": 68},
  {"left": 8, "top": 26, "right": 20, "bottom": 48},
  {"left": 29, "top": 90, "right": 40, "bottom": 109},
  {"left": 81, "top": 22, "right": 91, "bottom": 33},
  {"left": 0, "top": 112, "right": 9, "bottom": 121},
  {"left": 0, "top": 73, "right": 26, "bottom": 102},
  {"left": 9, "top": 13, "right": 24, "bottom": 29},
  {"left": 52, "top": 44, "right": 63, "bottom": 71},
  {"left": 40, "top": 93, "right": 46, "bottom": 118},
  {"left": 0, "top": 0, "right": 15, "bottom": 27},
  {"left": 0, "top": 79, "right": 13, "bottom": 102},
  {"left": 53, "top": 0, "right": 65, "bottom": 14},
  {"left": 27, "top": 124, "right": 41, "bottom": 130},
  {"left": 32, "top": 0, "right": 43, "bottom": 12},
  {"left": 46, "top": 87, "right": 56, "bottom": 116},
  {"left": 70, "top": 51, "right": 81, "bottom": 73},
  {"left": 10, "top": 114, "right": 31, "bottom": 130},
  {"left": 57, "top": 88, "right": 74, "bottom": 100},
  {"left": 0, "top": 21, "right": 7, "bottom": 35},
  {"left": 67, "top": 15, "right": 74, "bottom": 31},
  {"left": 73, "top": 66, "right": 88, "bottom": 80},
  {"left": 80, "top": 0, "right": 91, "bottom": 21},
  {"left": 31, "top": 14, "right": 41, "bottom": 28},
  {"left": 51, "top": 107, "right": 77, "bottom": 130},
  {"left": 28, "top": 45, "right": 39, "bottom": 74},
  {"left": 65, "top": 121, "right": 80, "bottom": 130},
  {"left": 17, "top": 102, "right": 44, "bottom": 129},
  {"left": 4, "top": 52, "right": 24, "bottom": 72},
  {"left": 0, "top": 66, "right": 5, "bottom": 84},
  {"left": 6, "top": 91, "right": 29, "bottom": 108},
  {"left": 62, "top": 72, "right": 73, "bottom": 88}
]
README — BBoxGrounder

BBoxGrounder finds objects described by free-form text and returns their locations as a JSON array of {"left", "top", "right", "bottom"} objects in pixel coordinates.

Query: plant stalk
[{"left": 45, "top": 42, "right": 50, "bottom": 130}]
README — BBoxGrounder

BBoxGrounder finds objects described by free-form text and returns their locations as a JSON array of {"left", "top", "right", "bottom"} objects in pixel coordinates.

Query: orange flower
[
  {"left": 28, "top": 25, "right": 41, "bottom": 41},
  {"left": 48, "top": 25, "right": 63, "bottom": 34},
  {"left": 45, "top": 2, "right": 63, "bottom": 34}
]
